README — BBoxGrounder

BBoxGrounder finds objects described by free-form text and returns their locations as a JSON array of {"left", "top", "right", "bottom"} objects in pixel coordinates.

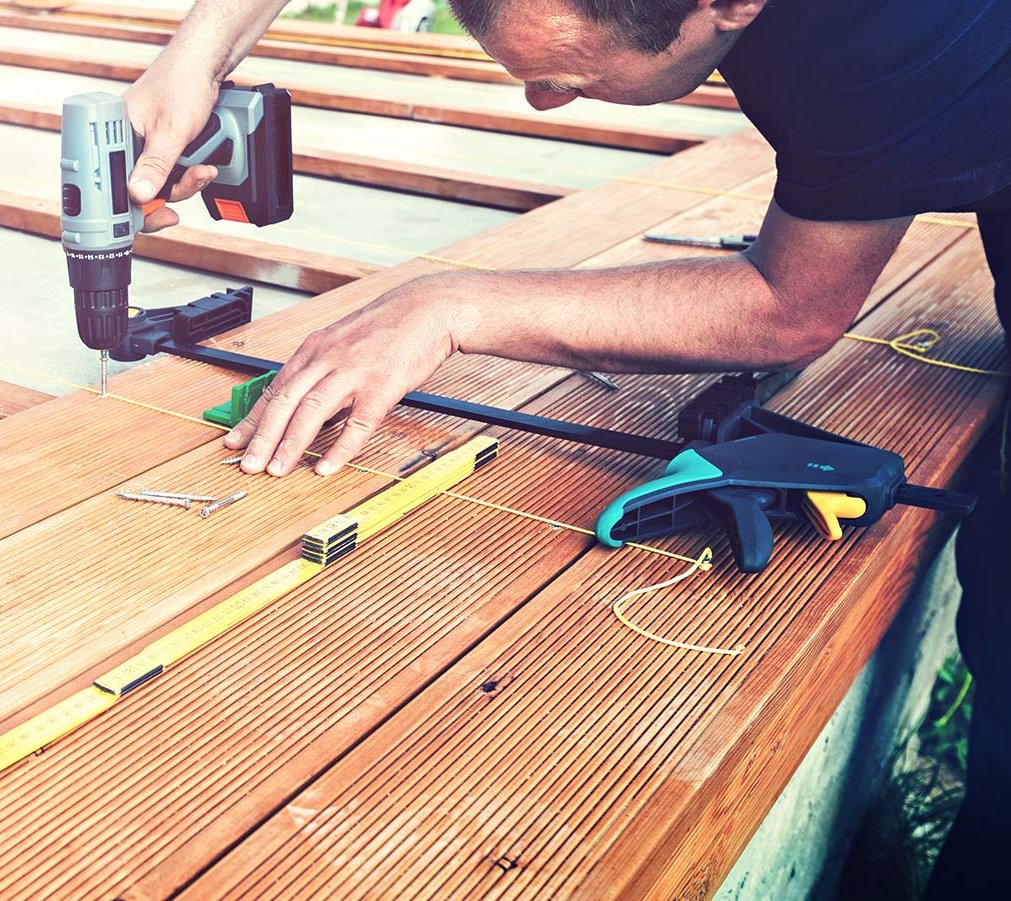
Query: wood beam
[
  {"left": 0, "top": 101, "right": 567, "bottom": 212},
  {"left": 0, "top": 8, "right": 740, "bottom": 110},
  {"left": 0, "top": 189, "right": 378, "bottom": 293},
  {"left": 0, "top": 45, "right": 705, "bottom": 153}
]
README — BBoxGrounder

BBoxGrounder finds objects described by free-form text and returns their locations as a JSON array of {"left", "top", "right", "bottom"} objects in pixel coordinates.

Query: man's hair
[{"left": 448, "top": 0, "right": 699, "bottom": 53}]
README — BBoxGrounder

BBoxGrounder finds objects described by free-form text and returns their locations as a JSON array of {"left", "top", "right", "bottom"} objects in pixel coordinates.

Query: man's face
[{"left": 479, "top": 1, "right": 740, "bottom": 111}]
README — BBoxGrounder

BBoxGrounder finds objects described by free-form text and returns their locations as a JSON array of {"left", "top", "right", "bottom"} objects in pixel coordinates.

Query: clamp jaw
[{"left": 596, "top": 380, "right": 976, "bottom": 573}]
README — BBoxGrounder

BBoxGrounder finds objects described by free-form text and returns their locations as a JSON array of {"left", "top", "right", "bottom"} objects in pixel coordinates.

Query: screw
[
  {"left": 581, "top": 370, "right": 620, "bottom": 391},
  {"left": 221, "top": 456, "right": 244, "bottom": 465},
  {"left": 141, "top": 489, "right": 218, "bottom": 503},
  {"left": 199, "top": 491, "right": 247, "bottom": 519},
  {"left": 117, "top": 492, "right": 191, "bottom": 509},
  {"left": 399, "top": 438, "right": 454, "bottom": 473}
]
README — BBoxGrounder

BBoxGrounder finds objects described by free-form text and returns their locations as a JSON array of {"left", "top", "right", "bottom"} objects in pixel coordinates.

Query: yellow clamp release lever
[{"left": 801, "top": 491, "right": 868, "bottom": 541}]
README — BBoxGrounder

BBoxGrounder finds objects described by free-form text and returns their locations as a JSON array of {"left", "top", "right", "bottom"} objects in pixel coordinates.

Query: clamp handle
[{"left": 699, "top": 488, "right": 776, "bottom": 573}]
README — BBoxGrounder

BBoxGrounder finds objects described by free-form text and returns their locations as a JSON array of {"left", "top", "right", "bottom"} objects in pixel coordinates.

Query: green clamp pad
[{"left": 204, "top": 370, "right": 279, "bottom": 428}]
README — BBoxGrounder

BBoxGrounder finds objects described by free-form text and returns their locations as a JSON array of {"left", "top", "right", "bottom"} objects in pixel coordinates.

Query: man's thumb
[{"left": 129, "top": 139, "right": 181, "bottom": 205}]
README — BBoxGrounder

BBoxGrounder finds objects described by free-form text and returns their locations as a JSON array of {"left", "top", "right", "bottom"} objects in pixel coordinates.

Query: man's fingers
[
  {"left": 316, "top": 395, "right": 391, "bottom": 476},
  {"left": 141, "top": 206, "right": 180, "bottom": 234},
  {"left": 129, "top": 139, "right": 182, "bottom": 205},
  {"left": 167, "top": 164, "right": 218, "bottom": 202},
  {"left": 265, "top": 374, "right": 349, "bottom": 477},
  {"left": 228, "top": 369, "right": 323, "bottom": 474}
]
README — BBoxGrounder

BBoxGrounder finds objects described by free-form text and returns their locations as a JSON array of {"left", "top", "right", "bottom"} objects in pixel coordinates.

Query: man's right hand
[{"left": 125, "top": 67, "right": 222, "bottom": 233}]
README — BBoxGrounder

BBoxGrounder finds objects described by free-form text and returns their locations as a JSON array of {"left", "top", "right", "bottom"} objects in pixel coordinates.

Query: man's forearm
[
  {"left": 157, "top": 0, "right": 291, "bottom": 83},
  {"left": 440, "top": 254, "right": 846, "bottom": 374}
]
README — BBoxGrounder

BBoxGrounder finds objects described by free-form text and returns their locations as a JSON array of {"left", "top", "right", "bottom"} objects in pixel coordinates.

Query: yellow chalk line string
[
  {"left": 842, "top": 329, "right": 1007, "bottom": 378},
  {"left": 611, "top": 547, "right": 745, "bottom": 655},
  {"left": 0, "top": 360, "right": 705, "bottom": 568}
]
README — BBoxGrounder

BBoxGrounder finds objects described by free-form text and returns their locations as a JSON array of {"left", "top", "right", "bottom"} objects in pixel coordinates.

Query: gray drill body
[{"left": 60, "top": 88, "right": 266, "bottom": 352}]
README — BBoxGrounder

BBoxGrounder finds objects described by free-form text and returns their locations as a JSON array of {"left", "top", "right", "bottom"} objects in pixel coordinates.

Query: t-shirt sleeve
[{"left": 722, "top": 0, "right": 1011, "bottom": 222}]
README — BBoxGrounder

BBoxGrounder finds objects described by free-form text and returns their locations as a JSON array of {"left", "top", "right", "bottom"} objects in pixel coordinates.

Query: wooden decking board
[
  {"left": 0, "top": 129, "right": 776, "bottom": 539},
  {"left": 0, "top": 372, "right": 716, "bottom": 900},
  {"left": 0, "top": 189, "right": 377, "bottom": 292},
  {"left": 0, "top": 234, "right": 999, "bottom": 898},
  {"left": 0, "top": 353, "right": 573, "bottom": 727},
  {"left": 0, "top": 379, "right": 51, "bottom": 418},
  {"left": 177, "top": 236, "right": 1003, "bottom": 900},
  {"left": 0, "top": 44, "right": 706, "bottom": 153},
  {"left": 0, "top": 101, "right": 568, "bottom": 212}
]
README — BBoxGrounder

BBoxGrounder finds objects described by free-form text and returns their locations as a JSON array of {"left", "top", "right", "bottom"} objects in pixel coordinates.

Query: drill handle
[
  {"left": 134, "top": 108, "right": 244, "bottom": 203},
  {"left": 134, "top": 84, "right": 293, "bottom": 228}
]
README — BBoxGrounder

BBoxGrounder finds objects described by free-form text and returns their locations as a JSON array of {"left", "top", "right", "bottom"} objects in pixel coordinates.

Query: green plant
[
  {"left": 834, "top": 655, "right": 972, "bottom": 900},
  {"left": 920, "top": 654, "right": 973, "bottom": 773}
]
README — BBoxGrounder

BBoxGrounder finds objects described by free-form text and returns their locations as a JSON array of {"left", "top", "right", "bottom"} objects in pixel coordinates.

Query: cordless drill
[{"left": 60, "top": 83, "right": 294, "bottom": 394}]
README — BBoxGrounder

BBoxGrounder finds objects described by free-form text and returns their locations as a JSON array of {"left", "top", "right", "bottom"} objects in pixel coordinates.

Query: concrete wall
[{"left": 715, "top": 535, "right": 961, "bottom": 900}]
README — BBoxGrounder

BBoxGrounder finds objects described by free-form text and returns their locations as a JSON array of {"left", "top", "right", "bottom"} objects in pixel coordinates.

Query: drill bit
[{"left": 99, "top": 350, "right": 109, "bottom": 398}]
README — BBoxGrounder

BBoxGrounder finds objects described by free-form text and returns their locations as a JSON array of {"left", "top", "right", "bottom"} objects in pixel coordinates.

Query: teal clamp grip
[{"left": 595, "top": 449, "right": 724, "bottom": 547}]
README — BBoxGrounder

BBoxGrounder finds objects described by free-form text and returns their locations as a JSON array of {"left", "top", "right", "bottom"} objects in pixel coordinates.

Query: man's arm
[
  {"left": 224, "top": 204, "right": 912, "bottom": 477},
  {"left": 125, "top": 0, "right": 290, "bottom": 230}
]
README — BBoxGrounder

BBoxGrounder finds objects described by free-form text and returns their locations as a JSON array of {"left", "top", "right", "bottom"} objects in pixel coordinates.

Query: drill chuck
[{"left": 66, "top": 247, "right": 133, "bottom": 351}]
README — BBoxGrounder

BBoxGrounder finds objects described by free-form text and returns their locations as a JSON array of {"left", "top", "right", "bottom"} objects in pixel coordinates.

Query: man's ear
[{"left": 708, "top": 0, "right": 767, "bottom": 33}]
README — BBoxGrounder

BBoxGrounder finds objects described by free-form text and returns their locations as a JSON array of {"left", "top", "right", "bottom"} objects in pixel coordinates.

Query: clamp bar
[{"left": 161, "top": 341, "right": 687, "bottom": 460}]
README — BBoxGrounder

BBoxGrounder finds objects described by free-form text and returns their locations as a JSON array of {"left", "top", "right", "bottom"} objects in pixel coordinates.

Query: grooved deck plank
[
  {"left": 0, "top": 128, "right": 776, "bottom": 540},
  {"left": 0, "top": 379, "right": 51, "bottom": 418},
  {"left": 177, "top": 234, "right": 1005, "bottom": 901}
]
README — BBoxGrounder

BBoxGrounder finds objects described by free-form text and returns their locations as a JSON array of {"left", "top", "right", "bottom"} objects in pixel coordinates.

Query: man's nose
[{"left": 524, "top": 85, "right": 580, "bottom": 111}]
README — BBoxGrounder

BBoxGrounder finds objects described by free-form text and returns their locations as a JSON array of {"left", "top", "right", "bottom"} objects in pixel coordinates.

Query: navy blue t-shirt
[{"left": 719, "top": 0, "right": 1011, "bottom": 221}]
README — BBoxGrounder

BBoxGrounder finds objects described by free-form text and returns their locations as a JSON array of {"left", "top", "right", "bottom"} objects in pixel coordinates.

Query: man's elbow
[{"left": 771, "top": 304, "right": 857, "bottom": 370}]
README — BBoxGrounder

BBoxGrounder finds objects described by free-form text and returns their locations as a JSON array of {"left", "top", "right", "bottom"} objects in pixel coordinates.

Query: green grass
[{"left": 283, "top": 1, "right": 466, "bottom": 35}]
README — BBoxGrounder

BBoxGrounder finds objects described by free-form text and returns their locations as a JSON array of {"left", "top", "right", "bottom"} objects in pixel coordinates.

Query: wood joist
[
  {"left": 0, "top": 7, "right": 740, "bottom": 110},
  {"left": 22, "top": 1, "right": 494, "bottom": 60},
  {"left": 0, "top": 101, "right": 568, "bottom": 212},
  {"left": 0, "top": 188, "right": 377, "bottom": 293},
  {"left": 0, "top": 43, "right": 707, "bottom": 153},
  {"left": 0, "top": 220, "right": 1002, "bottom": 899}
]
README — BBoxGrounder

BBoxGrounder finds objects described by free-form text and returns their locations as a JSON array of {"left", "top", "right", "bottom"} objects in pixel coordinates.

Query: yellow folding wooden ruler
[{"left": 0, "top": 436, "right": 499, "bottom": 774}]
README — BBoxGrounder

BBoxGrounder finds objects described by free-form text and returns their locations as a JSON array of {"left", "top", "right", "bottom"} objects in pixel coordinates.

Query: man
[{"left": 126, "top": 1, "right": 1009, "bottom": 893}]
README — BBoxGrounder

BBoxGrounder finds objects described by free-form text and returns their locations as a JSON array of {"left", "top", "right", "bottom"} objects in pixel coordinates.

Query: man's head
[{"left": 448, "top": 0, "right": 765, "bottom": 109}]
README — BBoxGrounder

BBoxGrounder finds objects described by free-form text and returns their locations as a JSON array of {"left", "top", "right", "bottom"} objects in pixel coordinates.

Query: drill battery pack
[{"left": 201, "top": 84, "right": 293, "bottom": 228}]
